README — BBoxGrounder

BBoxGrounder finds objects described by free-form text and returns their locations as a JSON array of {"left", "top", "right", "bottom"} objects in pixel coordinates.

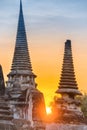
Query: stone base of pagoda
[
  {"left": 62, "top": 109, "right": 83, "bottom": 122},
  {"left": 54, "top": 98, "right": 84, "bottom": 123},
  {"left": 12, "top": 119, "right": 46, "bottom": 130},
  {"left": 33, "top": 121, "right": 46, "bottom": 130},
  {"left": 54, "top": 108, "right": 84, "bottom": 123},
  {"left": 8, "top": 86, "right": 46, "bottom": 129},
  {"left": 0, "top": 121, "right": 16, "bottom": 130}
]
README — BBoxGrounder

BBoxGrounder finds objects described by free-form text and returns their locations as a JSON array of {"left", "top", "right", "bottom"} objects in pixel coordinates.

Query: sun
[{"left": 46, "top": 107, "right": 52, "bottom": 115}]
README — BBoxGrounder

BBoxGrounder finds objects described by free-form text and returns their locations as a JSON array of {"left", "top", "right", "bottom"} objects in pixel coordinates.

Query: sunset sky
[{"left": 0, "top": 0, "right": 87, "bottom": 106}]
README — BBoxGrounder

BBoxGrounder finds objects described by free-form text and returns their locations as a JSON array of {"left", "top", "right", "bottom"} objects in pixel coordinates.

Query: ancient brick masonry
[
  {"left": 0, "top": 65, "right": 5, "bottom": 95},
  {"left": 0, "top": 65, "right": 16, "bottom": 130},
  {"left": 0, "top": 0, "right": 46, "bottom": 129},
  {"left": 55, "top": 40, "right": 83, "bottom": 123}
]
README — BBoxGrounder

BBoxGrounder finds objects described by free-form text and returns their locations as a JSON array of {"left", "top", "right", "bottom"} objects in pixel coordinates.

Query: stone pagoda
[
  {"left": 6, "top": 0, "right": 46, "bottom": 129},
  {"left": 0, "top": 65, "right": 15, "bottom": 130},
  {"left": 0, "top": 65, "right": 5, "bottom": 95},
  {"left": 55, "top": 40, "right": 83, "bottom": 122}
]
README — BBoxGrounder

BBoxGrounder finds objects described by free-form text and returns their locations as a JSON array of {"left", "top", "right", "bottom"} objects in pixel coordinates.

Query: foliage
[
  {"left": 79, "top": 93, "right": 87, "bottom": 117},
  {"left": 51, "top": 94, "right": 87, "bottom": 117}
]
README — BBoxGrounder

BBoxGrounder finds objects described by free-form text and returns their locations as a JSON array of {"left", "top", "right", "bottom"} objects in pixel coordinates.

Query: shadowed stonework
[
  {"left": 0, "top": 0, "right": 46, "bottom": 130},
  {"left": 0, "top": 65, "right": 16, "bottom": 130},
  {"left": 0, "top": 65, "right": 5, "bottom": 95},
  {"left": 55, "top": 40, "right": 83, "bottom": 122},
  {"left": 0, "top": 0, "right": 86, "bottom": 130},
  {"left": 56, "top": 40, "right": 81, "bottom": 95},
  {"left": 46, "top": 124, "right": 87, "bottom": 130}
]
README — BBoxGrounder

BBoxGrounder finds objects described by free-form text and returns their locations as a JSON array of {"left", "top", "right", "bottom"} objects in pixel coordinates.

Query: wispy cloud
[{"left": 0, "top": 0, "right": 87, "bottom": 36}]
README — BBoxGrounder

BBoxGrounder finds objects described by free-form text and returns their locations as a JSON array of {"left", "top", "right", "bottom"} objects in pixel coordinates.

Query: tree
[{"left": 80, "top": 94, "right": 87, "bottom": 117}]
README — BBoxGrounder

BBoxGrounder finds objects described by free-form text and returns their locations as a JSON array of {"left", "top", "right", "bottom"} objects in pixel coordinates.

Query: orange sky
[
  {"left": 1, "top": 35, "right": 87, "bottom": 106},
  {"left": 0, "top": 0, "right": 87, "bottom": 106}
]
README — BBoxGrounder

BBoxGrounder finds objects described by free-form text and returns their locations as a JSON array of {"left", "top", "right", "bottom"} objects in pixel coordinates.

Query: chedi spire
[
  {"left": 11, "top": 0, "right": 32, "bottom": 73},
  {"left": 6, "top": 1, "right": 46, "bottom": 128},
  {"left": 56, "top": 40, "right": 82, "bottom": 96},
  {"left": 7, "top": 0, "right": 36, "bottom": 89},
  {"left": 55, "top": 40, "right": 83, "bottom": 123}
]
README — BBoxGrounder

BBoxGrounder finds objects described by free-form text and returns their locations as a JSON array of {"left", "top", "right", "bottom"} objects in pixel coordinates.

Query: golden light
[{"left": 46, "top": 107, "right": 52, "bottom": 115}]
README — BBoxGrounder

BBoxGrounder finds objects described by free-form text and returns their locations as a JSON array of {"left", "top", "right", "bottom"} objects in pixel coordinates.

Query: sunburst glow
[{"left": 46, "top": 107, "right": 52, "bottom": 115}]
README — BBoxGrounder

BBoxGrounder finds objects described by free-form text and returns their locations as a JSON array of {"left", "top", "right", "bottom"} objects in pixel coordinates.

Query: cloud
[
  {"left": 0, "top": 0, "right": 87, "bottom": 38},
  {"left": 28, "top": 0, "right": 87, "bottom": 18}
]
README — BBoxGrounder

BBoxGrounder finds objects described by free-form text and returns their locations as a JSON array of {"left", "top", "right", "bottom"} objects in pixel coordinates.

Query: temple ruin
[
  {"left": 0, "top": 0, "right": 85, "bottom": 129},
  {"left": 55, "top": 40, "right": 83, "bottom": 123},
  {"left": 0, "top": 0, "right": 46, "bottom": 129},
  {"left": 0, "top": 65, "right": 15, "bottom": 129}
]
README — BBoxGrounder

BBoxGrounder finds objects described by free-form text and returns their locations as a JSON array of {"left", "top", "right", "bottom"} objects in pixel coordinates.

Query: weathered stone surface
[
  {"left": 12, "top": 119, "right": 46, "bottom": 130},
  {"left": 0, "top": 1, "right": 46, "bottom": 130},
  {"left": 55, "top": 40, "right": 83, "bottom": 122},
  {"left": 0, "top": 65, "right": 5, "bottom": 95},
  {"left": 0, "top": 122, "right": 16, "bottom": 130},
  {"left": 6, "top": 1, "right": 46, "bottom": 128},
  {"left": 46, "top": 124, "right": 87, "bottom": 130},
  {"left": 12, "top": 119, "right": 33, "bottom": 130},
  {"left": 56, "top": 40, "right": 82, "bottom": 95}
]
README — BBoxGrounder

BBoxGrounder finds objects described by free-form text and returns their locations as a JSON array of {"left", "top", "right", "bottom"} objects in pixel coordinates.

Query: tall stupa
[
  {"left": 6, "top": 0, "right": 46, "bottom": 129},
  {"left": 55, "top": 40, "right": 83, "bottom": 122}
]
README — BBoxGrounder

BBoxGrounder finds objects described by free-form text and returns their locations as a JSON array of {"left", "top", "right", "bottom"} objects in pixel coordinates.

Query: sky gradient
[{"left": 0, "top": 0, "right": 87, "bottom": 106}]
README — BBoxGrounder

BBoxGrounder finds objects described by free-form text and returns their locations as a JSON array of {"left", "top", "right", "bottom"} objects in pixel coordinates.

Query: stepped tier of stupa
[
  {"left": 55, "top": 40, "right": 83, "bottom": 123},
  {"left": 0, "top": 0, "right": 46, "bottom": 130}
]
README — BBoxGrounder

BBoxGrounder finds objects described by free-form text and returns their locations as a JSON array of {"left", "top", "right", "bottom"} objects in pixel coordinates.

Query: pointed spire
[
  {"left": 10, "top": 0, "right": 33, "bottom": 74},
  {"left": 56, "top": 40, "right": 82, "bottom": 96},
  {"left": 0, "top": 65, "right": 5, "bottom": 95},
  {"left": 20, "top": 0, "right": 22, "bottom": 8}
]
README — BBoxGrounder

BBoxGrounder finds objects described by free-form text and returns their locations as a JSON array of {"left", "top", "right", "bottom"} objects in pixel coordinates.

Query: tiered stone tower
[
  {"left": 0, "top": 65, "right": 15, "bottom": 130},
  {"left": 0, "top": 65, "right": 5, "bottom": 95},
  {"left": 6, "top": 0, "right": 46, "bottom": 129},
  {"left": 7, "top": 0, "right": 36, "bottom": 89},
  {"left": 55, "top": 40, "right": 83, "bottom": 122}
]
